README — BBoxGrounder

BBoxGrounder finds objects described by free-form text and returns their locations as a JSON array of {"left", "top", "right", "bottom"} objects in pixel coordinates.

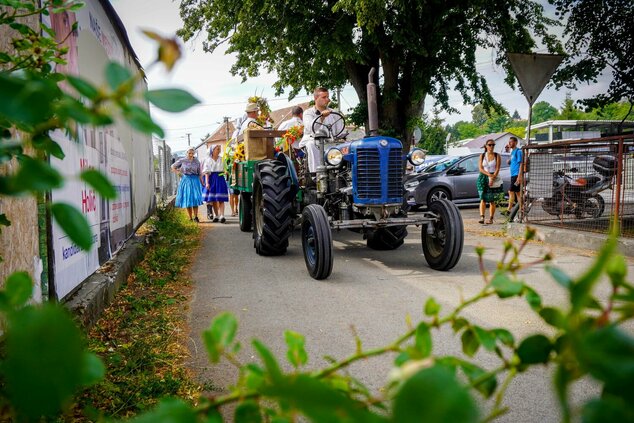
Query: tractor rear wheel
[
  {"left": 367, "top": 224, "right": 407, "bottom": 250},
  {"left": 252, "top": 160, "right": 293, "bottom": 256}
]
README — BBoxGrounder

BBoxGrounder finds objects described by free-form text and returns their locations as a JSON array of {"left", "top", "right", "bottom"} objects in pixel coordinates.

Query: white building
[{"left": 530, "top": 120, "right": 634, "bottom": 143}]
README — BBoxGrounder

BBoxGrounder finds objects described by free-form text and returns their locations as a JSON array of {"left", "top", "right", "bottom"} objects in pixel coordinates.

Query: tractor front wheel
[
  {"left": 301, "top": 204, "right": 333, "bottom": 279},
  {"left": 422, "top": 199, "right": 463, "bottom": 271}
]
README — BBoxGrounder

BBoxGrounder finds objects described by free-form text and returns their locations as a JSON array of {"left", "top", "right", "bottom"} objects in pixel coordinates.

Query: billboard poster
[
  {"left": 49, "top": 130, "right": 101, "bottom": 299},
  {"left": 44, "top": 1, "right": 151, "bottom": 299},
  {"left": 106, "top": 132, "right": 132, "bottom": 252}
]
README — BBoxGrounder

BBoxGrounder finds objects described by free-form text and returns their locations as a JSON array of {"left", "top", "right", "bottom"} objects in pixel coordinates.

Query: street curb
[
  {"left": 64, "top": 235, "right": 147, "bottom": 329},
  {"left": 507, "top": 222, "right": 634, "bottom": 257}
]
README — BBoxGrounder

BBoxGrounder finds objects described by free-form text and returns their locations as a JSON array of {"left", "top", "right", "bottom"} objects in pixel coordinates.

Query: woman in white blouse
[{"left": 201, "top": 145, "right": 229, "bottom": 223}]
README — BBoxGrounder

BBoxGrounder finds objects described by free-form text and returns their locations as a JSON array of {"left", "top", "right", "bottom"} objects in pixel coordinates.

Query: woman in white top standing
[
  {"left": 202, "top": 145, "right": 229, "bottom": 223},
  {"left": 477, "top": 139, "right": 503, "bottom": 224}
]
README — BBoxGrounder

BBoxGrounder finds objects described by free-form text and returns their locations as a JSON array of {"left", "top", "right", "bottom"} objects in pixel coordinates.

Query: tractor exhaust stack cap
[{"left": 367, "top": 67, "right": 379, "bottom": 137}]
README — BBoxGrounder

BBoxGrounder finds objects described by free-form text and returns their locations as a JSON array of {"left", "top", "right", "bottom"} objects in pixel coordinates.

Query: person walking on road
[
  {"left": 202, "top": 145, "right": 228, "bottom": 223},
  {"left": 501, "top": 136, "right": 523, "bottom": 217},
  {"left": 477, "top": 139, "right": 503, "bottom": 224},
  {"left": 172, "top": 147, "right": 203, "bottom": 222}
]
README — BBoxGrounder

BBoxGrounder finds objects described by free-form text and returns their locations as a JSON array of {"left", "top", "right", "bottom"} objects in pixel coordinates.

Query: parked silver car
[{"left": 405, "top": 153, "right": 511, "bottom": 208}]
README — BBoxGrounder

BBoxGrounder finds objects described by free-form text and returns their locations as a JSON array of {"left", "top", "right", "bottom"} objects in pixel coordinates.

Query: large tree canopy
[
  {"left": 551, "top": 0, "right": 634, "bottom": 110},
  {"left": 178, "top": 0, "right": 561, "bottom": 140}
]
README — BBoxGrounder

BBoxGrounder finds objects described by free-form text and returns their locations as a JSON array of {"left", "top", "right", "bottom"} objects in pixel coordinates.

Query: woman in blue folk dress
[
  {"left": 171, "top": 147, "right": 203, "bottom": 222},
  {"left": 201, "top": 145, "right": 229, "bottom": 223}
]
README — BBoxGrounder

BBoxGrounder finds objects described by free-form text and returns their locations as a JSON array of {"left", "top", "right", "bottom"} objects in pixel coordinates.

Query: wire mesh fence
[
  {"left": 153, "top": 139, "right": 177, "bottom": 203},
  {"left": 513, "top": 135, "right": 634, "bottom": 238}
]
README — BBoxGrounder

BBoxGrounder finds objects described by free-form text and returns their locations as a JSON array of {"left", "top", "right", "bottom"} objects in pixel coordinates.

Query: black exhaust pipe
[{"left": 367, "top": 68, "right": 379, "bottom": 137}]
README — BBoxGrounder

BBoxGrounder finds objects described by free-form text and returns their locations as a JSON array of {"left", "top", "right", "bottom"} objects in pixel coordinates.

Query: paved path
[{"left": 186, "top": 205, "right": 632, "bottom": 421}]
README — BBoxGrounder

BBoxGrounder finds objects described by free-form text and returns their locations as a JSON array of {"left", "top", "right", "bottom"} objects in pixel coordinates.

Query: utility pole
[
  {"left": 223, "top": 117, "right": 230, "bottom": 141},
  {"left": 186, "top": 133, "right": 191, "bottom": 147},
  {"left": 336, "top": 87, "right": 341, "bottom": 112}
]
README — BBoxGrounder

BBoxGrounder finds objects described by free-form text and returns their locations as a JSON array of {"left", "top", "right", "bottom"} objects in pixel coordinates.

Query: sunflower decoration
[
  {"left": 234, "top": 142, "right": 246, "bottom": 161},
  {"left": 275, "top": 125, "right": 304, "bottom": 153},
  {"left": 222, "top": 139, "right": 235, "bottom": 175},
  {"left": 248, "top": 96, "right": 273, "bottom": 127}
]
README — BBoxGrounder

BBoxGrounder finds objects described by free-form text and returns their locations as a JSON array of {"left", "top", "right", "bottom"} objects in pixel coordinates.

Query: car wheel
[{"left": 428, "top": 188, "right": 451, "bottom": 205}]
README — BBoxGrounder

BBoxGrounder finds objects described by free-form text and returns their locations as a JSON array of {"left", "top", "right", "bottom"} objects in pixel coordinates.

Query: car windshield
[{"left": 422, "top": 157, "right": 460, "bottom": 173}]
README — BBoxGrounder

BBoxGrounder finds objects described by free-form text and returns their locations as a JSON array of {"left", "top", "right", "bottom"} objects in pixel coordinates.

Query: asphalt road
[{"left": 186, "top": 206, "right": 632, "bottom": 422}]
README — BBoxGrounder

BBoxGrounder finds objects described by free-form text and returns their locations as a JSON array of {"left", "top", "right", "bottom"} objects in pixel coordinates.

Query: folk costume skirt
[
  {"left": 202, "top": 172, "right": 229, "bottom": 203},
  {"left": 175, "top": 174, "right": 203, "bottom": 208},
  {"left": 477, "top": 173, "right": 503, "bottom": 203}
]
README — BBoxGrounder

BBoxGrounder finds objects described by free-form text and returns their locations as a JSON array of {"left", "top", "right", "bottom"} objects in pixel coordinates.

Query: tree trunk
[{"left": 345, "top": 55, "right": 426, "bottom": 145}]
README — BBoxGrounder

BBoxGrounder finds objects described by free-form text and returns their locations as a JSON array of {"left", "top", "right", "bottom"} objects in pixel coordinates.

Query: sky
[{"left": 110, "top": 0, "right": 611, "bottom": 152}]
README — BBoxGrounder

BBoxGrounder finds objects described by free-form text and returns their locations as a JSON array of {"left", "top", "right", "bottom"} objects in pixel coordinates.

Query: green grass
[{"left": 74, "top": 207, "right": 203, "bottom": 420}]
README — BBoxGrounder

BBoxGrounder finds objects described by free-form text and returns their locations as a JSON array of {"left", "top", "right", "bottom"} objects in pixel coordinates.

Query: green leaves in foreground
[
  {"left": 517, "top": 335, "right": 552, "bottom": 365},
  {"left": 285, "top": 330, "right": 308, "bottom": 368},
  {"left": 0, "top": 72, "right": 61, "bottom": 126},
  {"left": 1, "top": 304, "right": 104, "bottom": 421},
  {"left": 80, "top": 169, "right": 117, "bottom": 199},
  {"left": 490, "top": 271, "right": 524, "bottom": 298},
  {"left": 105, "top": 61, "right": 133, "bottom": 91},
  {"left": 8, "top": 155, "right": 63, "bottom": 194},
  {"left": 145, "top": 89, "right": 200, "bottom": 113},
  {"left": 262, "top": 374, "right": 384, "bottom": 422},
  {"left": 203, "top": 312, "right": 238, "bottom": 363},
  {"left": 50, "top": 202, "right": 93, "bottom": 250},
  {"left": 123, "top": 399, "right": 197, "bottom": 423},
  {"left": 123, "top": 104, "right": 165, "bottom": 138},
  {"left": 0, "top": 271, "right": 32, "bottom": 311},
  {"left": 392, "top": 366, "right": 479, "bottom": 423}
]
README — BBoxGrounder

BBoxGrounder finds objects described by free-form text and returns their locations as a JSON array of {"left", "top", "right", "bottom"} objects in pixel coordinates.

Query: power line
[
  {"left": 150, "top": 93, "right": 315, "bottom": 110},
  {"left": 165, "top": 122, "right": 218, "bottom": 132}
]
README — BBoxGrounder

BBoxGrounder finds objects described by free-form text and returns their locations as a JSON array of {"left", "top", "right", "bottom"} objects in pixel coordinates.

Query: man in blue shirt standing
[{"left": 502, "top": 136, "right": 523, "bottom": 216}]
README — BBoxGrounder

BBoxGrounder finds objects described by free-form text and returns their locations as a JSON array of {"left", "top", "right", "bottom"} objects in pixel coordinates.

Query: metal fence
[
  {"left": 153, "top": 139, "right": 177, "bottom": 202},
  {"left": 517, "top": 135, "right": 634, "bottom": 238}
]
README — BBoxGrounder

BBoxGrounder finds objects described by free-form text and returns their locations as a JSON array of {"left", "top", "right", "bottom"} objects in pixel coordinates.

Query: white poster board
[{"left": 45, "top": 2, "right": 153, "bottom": 299}]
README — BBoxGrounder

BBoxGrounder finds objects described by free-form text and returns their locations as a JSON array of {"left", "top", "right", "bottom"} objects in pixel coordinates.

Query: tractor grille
[
  {"left": 356, "top": 147, "right": 403, "bottom": 199},
  {"left": 387, "top": 148, "right": 403, "bottom": 197}
]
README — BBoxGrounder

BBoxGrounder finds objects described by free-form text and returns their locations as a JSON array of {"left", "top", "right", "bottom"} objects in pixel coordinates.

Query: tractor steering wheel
[{"left": 311, "top": 111, "right": 345, "bottom": 139}]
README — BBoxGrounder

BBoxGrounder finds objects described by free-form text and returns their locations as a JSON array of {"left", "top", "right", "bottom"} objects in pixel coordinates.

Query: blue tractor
[{"left": 248, "top": 70, "right": 463, "bottom": 279}]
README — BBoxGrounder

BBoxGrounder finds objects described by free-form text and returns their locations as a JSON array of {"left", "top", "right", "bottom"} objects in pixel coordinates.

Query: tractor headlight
[
  {"left": 325, "top": 147, "right": 343, "bottom": 166},
  {"left": 408, "top": 148, "right": 426, "bottom": 166}
]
